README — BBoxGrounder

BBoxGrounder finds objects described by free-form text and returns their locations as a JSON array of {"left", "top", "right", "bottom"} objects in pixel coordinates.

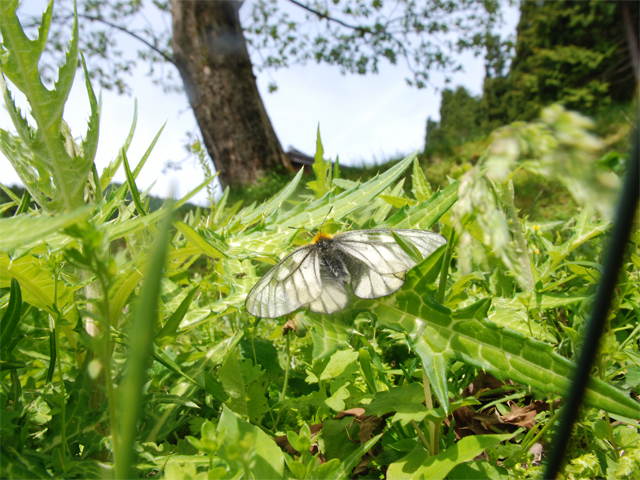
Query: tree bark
[{"left": 170, "top": 0, "right": 293, "bottom": 188}]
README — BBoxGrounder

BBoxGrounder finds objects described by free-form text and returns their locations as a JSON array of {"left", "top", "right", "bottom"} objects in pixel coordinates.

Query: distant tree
[
  {"left": 24, "top": 0, "right": 502, "bottom": 188},
  {"left": 424, "top": 86, "right": 481, "bottom": 155},
  {"left": 478, "top": 33, "right": 513, "bottom": 132},
  {"left": 484, "top": 0, "right": 639, "bottom": 124}
]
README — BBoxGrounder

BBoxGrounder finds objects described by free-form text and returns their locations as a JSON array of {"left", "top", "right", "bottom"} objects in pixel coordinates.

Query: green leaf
[
  {"left": 404, "top": 243, "right": 447, "bottom": 290},
  {"left": 351, "top": 289, "right": 640, "bottom": 419},
  {"left": 383, "top": 181, "right": 458, "bottom": 229},
  {"left": 0, "top": 206, "right": 92, "bottom": 253},
  {"left": 174, "top": 221, "right": 227, "bottom": 259},
  {"left": 410, "top": 339, "right": 449, "bottom": 414},
  {"left": 121, "top": 148, "right": 147, "bottom": 217},
  {"left": 0, "top": 446, "right": 53, "bottom": 479},
  {"left": 358, "top": 348, "right": 378, "bottom": 393},
  {"left": 239, "top": 337, "right": 281, "bottom": 376},
  {"left": 280, "top": 151, "right": 417, "bottom": 231},
  {"left": 387, "top": 434, "right": 513, "bottom": 480},
  {"left": 411, "top": 158, "right": 433, "bottom": 201},
  {"left": 309, "top": 315, "right": 351, "bottom": 360},
  {"left": 117, "top": 207, "right": 173, "bottom": 480},
  {"left": 448, "top": 461, "right": 509, "bottom": 480},
  {"left": 100, "top": 101, "right": 137, "bottom": 190},
  {"left": 0, "top": 0, "right": 95, "bottom": 212},
  {"left": 14, "top": 189, "right": 31, "bottom": 215},
  {"left": 318, "top": 417, "right": 360, "bottom": 461},
  {"left": 319, "top": 350, "right": 359, "bottom": 382},
  {"left": 380, "top": 194, "right": 410, "bottom": 209},
  {"left": 307, "top": 126, "right": 332, "bottom": 199},
  {"left": 0, "top": 254, "right": 80, "bottom": 323},
  {"left": 45, "top": 325, "right": 56, "bottom": 384},
  {"left": 219, "top": 350, "right": 248, "bottom": 417},
  {"left": 325, "top": 433, "right": 383, "bottom": 480},
  {"left": 202, "top": 371, "right": 229, "bottom": 402},
  {"left": 391, "top": 229, "right": 424, "bottom": 263},
  {"left": 240, "top": 168, "right": 305, "bottom": 226},
  {"left": 217, "top": 405, "right": 285, "bottom": 479},
  {"left": 365, "top": 383, "right": 426, "bottom": 417},
  {"left": 333, "top": 178, "right": 359, "bottom": 190},
  {"left": 0, "top": 183, "right": 21, "bottom": 203},
  {"left": 373, "top": 179, "right": 405, "bottom": 224},
  {"left": 79, "top": 53, "right": 99, "bottom": 172},
  {"left": 0, "top": 278, "right": 22, "bottom": 360},
  {"left": 155, "top": 286, "right": 199, "bottom": 347}
]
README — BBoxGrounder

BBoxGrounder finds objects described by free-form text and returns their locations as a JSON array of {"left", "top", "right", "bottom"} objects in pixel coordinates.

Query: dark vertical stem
[
  {"left": 543, "top": 132, "right": 639, "bottom": 479},
  {"left": 622, "top": 3, "right": 639, "bottom": 83}
]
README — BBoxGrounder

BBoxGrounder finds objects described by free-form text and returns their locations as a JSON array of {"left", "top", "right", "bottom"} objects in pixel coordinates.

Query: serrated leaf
[
  {"left": 175, "top": 221, "right": 227, "bottom": 258},
  {"left": 412, "top": 157, "right": 433, "bottom": 201},
  {"left": 383, "top": 181, "right": 458, "bottom": 229},
  {"left": 307, "top": 126, "right": 332, "bottom": 199},
  {"left": 0, "top": 206, "right": 92, "bottom": 253},
  {"left": 349, "top": 288, "right": 640, "bottom": 419}
]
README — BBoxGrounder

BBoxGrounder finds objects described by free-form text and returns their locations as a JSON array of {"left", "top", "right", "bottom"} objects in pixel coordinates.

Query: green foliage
[
  {"left": 1, "top": 3, "right": 639, "bottom": 479},
  {"left": 425, "top": 87, "right": 483, "bottom": 156},
  {"left": 0, "top": 0, "right": 98, "bottom": 213},
  {"left": 32, "top": 0, "right": 501, "bottom": 94},
  {"left": 484, "top": 0, "right": 638, "bottom": 124}
]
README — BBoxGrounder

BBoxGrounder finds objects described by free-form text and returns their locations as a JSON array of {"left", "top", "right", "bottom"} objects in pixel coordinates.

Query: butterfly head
[{"left": 312, "top": 232, "right": 334, "bottom": 245}]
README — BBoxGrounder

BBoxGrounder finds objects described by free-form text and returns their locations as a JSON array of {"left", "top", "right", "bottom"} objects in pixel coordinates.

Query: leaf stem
[
  {"left": 94, "top": 255, "right": 119, "bottom": 470},
  {"left": 411, "top": 420, "right": 430, "bottom": 452},
  {"left": 274, "top": 330, "right": 291, "bottom": 430}
]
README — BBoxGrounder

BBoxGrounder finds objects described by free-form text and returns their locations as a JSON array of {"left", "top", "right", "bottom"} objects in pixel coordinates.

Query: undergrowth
[{"left": 1, "top": 2, "right": 639, "bottom": 480}]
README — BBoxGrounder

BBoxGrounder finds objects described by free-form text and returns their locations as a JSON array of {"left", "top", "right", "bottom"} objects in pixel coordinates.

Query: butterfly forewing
[{"left": 245, "top": 245, "right": 323, "bottom": 318}]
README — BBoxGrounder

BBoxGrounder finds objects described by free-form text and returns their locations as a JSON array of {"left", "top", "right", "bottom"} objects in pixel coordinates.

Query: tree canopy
[
  {"left": 425, "top": 0, "right": 639, "bottom": 156},
  {"left": 34, "top": 0, "right": 501, "bottom": 93}
]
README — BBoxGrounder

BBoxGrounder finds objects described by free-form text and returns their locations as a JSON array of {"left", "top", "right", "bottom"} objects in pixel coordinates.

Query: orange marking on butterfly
[{"left": 312, "top": 232, "right": 334, "bottom": 243}]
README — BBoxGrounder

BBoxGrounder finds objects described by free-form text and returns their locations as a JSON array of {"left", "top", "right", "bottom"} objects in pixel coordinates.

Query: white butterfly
[{"left": 245, "top": 229, "right": 446, "bottom": 318}]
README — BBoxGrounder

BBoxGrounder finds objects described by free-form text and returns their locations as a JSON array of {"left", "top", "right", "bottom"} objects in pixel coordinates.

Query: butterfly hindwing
[{"left": 334, "top": 229, "right": 446, "bottom": 299}]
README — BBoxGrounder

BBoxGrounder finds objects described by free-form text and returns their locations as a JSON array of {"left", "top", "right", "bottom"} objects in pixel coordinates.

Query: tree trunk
[{"left": 170, "top": 0, "right": 293, "bottom": 188}]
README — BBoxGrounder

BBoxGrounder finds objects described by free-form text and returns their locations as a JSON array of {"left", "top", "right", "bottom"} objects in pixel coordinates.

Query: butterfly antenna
[{"left": 314, "top": 206, "right": 334, "bottom": 233}]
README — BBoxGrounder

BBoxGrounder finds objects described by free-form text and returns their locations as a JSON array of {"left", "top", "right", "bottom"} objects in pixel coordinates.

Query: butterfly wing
[
  {"left": 307, "top": 255, "right": 351, "bottom": 314},
  {"left": 245, "top": 245, "right": 324, "bottom": 318},
  {"left": 334, "top": 229, "right": 446, "bottom": 299}
]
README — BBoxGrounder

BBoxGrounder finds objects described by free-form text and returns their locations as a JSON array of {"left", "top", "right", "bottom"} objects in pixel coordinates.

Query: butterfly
[{"left": 245, "top": 229, "right": 446, "bottom": 318}]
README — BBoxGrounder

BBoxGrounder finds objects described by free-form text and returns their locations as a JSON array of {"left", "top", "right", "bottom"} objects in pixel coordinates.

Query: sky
[{"left": 0, "top": 1, "right": 520, "bottom": 206}]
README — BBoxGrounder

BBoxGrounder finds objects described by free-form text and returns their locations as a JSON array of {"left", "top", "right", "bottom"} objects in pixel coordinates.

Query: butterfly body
[{"left": 245, "top": 229, "right": 446, "bottom": 318}]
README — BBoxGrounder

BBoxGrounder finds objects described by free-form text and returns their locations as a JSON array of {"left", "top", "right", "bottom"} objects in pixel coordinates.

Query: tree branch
[
  {"left": 286, "top": 0, "right": 371, "bottom": 35},
  {"left": 54, "top": 11, "right": 176, "bottom": 66}
]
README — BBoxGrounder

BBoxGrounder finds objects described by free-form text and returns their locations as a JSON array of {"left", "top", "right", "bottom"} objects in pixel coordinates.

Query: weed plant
[{"left": 1, "top": 2, "right": 639, "bottom": 479}]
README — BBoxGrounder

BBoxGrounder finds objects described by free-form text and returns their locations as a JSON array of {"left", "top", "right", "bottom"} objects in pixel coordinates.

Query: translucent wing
[
  {"left": 245, "top": 246, "right": 324, "bottom": 318},
  {"left": 335, "top": 229, "right": 446, "bottom": 299},
  {"left": 307, "top": 264, "right": 350, "bottom": 315}
]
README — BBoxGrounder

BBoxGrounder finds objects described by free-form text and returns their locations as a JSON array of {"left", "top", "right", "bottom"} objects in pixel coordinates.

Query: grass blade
[{"left": 116, "top": 206, "right": 173, "bottom": 479}]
